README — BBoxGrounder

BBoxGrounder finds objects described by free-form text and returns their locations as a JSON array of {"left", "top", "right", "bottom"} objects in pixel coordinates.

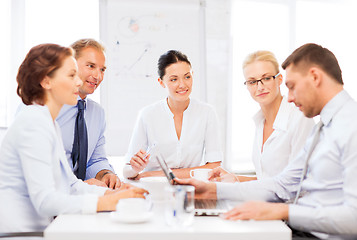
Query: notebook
[{"left": 155, "top": 155, "right": 231, "bottom": 216}]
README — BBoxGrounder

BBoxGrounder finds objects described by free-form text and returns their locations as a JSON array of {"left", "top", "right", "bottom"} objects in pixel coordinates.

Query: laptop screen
[
  {"left": 156, "top": 154, "right": 175, "bottom": 184},
  {"left": 155, "top": 155, "right": 231, "bottom": 216}
]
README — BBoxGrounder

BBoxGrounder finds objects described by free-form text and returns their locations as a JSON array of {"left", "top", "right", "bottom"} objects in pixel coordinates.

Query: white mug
[
  {"left": 140, "top": 176, "right": 170, "bottom": 201},
  {"left": 189, "top": 168, "right": 211, "bottom": 182}
]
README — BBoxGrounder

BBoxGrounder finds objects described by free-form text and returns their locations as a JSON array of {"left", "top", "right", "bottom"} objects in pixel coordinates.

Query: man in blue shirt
[{"left": 57, "top": 39, "right": 121, "bottom": 189}]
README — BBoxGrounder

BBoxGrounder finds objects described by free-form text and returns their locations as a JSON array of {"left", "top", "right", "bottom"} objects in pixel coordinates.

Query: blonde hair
[
  {"left": 242, "top": 50, "right": 280, "bottom": 73},
  {"left": 71, "top": 38, "right": 105, "bottom": 59}
]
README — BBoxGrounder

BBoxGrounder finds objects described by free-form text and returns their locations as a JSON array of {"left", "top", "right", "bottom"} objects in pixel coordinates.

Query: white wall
[
  {"left": 204, "top": 0, "right": 232, "bottom": 168},
  {"left": 100, "top": 0, "right": 232, "bottom": 162},
  {"left": 0, "top": 0, "right": 231, "bottom": 163}
]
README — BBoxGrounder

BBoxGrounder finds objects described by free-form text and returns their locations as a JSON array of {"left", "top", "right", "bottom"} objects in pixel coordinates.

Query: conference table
[
  {"left": 44, "top": 201, "right": 292, "bottom": 240},
  {"left": 45, "top": 177, "right": 291, "bottom": 240}
]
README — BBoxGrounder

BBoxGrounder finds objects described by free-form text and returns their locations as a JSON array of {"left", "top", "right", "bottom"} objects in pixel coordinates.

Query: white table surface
[{"left": 44, "top": 203, "right": 291, "bottom": 240}]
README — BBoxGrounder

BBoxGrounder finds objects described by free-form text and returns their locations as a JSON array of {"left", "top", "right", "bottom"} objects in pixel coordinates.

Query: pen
[
  {"left": 126, "top": 142, "right": 157, "bottom": 165},
  {"left": 142, "top": 142, "right": 156, "bottom": 160}
]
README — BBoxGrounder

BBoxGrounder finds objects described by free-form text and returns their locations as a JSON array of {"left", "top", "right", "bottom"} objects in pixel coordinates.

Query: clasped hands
[{"left": 85, "top": 169, "right": 122, "bottom": 189}]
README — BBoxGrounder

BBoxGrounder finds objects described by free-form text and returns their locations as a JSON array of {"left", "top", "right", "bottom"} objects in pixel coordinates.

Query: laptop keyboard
[{"left": 195, "top": 199, "right": 228, "bottom": 210}]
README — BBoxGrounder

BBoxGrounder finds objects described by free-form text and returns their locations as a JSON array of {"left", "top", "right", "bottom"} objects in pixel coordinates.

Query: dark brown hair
[
  {"left": 282, "top": 43, "right": 343, "bottom": 85},
  {"left": 158, "top": 50, "right": 191, "bottom": 79},
  {"left": 17, "top": 43, "right": 74, "bottom": 105}
]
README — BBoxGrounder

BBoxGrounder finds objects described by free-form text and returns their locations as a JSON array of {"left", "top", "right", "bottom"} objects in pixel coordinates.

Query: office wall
[
  {"left": 204, "top": 0, "right": 232, "bottom": 168},
  {"left": 99, "top": 0, "right": 232, "bottom": 160}
]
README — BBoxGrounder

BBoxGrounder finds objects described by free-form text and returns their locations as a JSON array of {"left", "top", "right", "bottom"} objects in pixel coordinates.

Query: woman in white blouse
[
  {"left": 210, "top": 50, "right": 314, "bottom": 182},
  {"left": 123, "top": 50, "right": 223, "bottom": 179},
  {"left": 0, "top": 44, "right": 147, "bottom": 233}
]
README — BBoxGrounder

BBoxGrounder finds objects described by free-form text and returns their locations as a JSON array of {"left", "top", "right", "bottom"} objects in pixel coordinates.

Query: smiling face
[
  {"left": 45, "top": 56, "right": 82, "bottom": 107},
  {"left": 159, "top": 61, "right": 193, "bottom": 103},
  {"left": 243, "top": 60, "right": 282, "bottom": 106},
  {"left": 285, "top": 65, "right": 319, "bottom": 118},
  {"left": 76, "top": 47, "right": 106, "bottom": 99}
]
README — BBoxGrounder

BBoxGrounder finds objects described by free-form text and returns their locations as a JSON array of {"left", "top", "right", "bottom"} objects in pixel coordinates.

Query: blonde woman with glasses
[{"left": 210, "top": 50, "right": 315, "bottom": 182}]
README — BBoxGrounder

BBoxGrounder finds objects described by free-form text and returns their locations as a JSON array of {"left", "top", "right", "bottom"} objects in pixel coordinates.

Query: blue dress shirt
[
  {"left": 56, "top": 97, "right": 114, "bottom": 180},
  {"left": 217, "top": 90, "right": 357, "bottom": 238}
]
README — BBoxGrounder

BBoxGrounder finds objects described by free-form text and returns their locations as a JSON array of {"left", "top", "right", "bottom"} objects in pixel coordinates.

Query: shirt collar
[
  {"left": 253, "top": 96, "right": 289, "bottom": 132},
  {"left": 162, "top": 98, "right": 173, "bottom": 117},
  {"left": 273, "top": 96, "right": 290, "bottom": 132},
  {"left": 76, "top": 96, "right": 87, "bottom": 110},
  {"left": 162, "top": 97, "right": 193, "bottom": 117},
  {"left": 320, "top": 89, "right": 350, "bottom": 127},
  {"left": 253, "top": 109, "right": 264, "bottom": 126}
]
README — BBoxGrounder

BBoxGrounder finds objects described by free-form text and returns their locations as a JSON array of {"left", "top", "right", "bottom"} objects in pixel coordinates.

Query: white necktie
[{"left": 293, "top": 121, "right": 324, "bottom": 204}]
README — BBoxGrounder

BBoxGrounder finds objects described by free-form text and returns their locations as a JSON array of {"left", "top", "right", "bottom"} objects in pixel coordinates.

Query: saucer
[{"left": 110, "top": 211, "right": 153, "bottom": 224}]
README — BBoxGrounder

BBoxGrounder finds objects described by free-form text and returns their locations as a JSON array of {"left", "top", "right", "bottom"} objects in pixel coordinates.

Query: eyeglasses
[{"left": 244, "top": 73, "right": 281, "bottom": 87}]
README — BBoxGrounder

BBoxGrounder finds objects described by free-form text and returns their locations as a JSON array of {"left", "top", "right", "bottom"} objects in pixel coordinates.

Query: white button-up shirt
[
  {"left": 123, "top": 98, "right": 223, "bottom": 178},
  {"left": 252, "top": 97, "right": 315, "bottom": 179},
  {"left": 217, "top": 90, "right": 357, "bottom": 238}
]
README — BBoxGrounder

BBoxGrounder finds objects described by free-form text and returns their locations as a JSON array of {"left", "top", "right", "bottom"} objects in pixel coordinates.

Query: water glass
[{"left": 165, "top": 185, "right": 195, "bottom": 227}]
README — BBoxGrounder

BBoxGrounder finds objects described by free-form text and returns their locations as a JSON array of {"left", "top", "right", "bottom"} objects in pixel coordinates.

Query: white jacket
[{"left": 0, "top": 104, "right": 106, "bottom": 232}]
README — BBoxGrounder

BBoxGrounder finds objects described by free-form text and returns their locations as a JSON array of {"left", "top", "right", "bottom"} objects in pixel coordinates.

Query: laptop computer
[{"left": 155, "top": 155, "right": 232, "bottom": 216}]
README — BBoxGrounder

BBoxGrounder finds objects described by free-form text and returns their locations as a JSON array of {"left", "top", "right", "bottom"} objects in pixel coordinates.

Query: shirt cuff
[
  {"left": 204, "top": 151, "right": 223, "bottom": 163},
  {"left": 123, "top": 165, "right": 139, "bottom": 179},
  {"left": 216, "top": 182, "right": 240, "bottom": 200},
  {"left": 86, "top": 161, "right": 115, "bottom": 179},
  {"left": 81, "top": 194, "right": 99, "bottom": 214},
  {"left": 91, "top": 185, "right": 108, "bottom": 196},
  {"left": 288, "top": 204, "right": 312, "bottom": 231}
]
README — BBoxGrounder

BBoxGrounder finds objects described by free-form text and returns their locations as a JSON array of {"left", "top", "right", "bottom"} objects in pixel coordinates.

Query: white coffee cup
[
  {"left": 140, "top": 176, "right": 170, "bottom": 201},
  {"left": 116, "top": 198, "right": 151, "bottom": 217},
  {"left": 189, "top": 168, "right": 211, "bottom": 182}
]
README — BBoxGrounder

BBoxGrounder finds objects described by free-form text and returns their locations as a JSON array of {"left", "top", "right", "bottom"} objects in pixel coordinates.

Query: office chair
[{"left": 0, "top": 232, "right": 43, "bottom": 238}]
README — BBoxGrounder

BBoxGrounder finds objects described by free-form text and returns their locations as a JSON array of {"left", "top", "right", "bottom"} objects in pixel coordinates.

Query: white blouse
[
  {"left": 0, "top": 105, "right": 106, "bottom": 232},
  {"left": 252, "top": 96, "right": 315, "bottom": 179},
  {"left": 123, "top": 98, "right": 223, "bottom": 178}
]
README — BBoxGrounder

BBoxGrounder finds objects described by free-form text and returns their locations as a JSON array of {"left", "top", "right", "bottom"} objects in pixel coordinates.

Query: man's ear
[
  {"left": 40, "top": 76, "right": 51, "bottom": 90},
  {"left": 158, "top": 78, "right": 165, "bottom": 88},
  {"left": 309, "top": 67, "right": 323, "bottom": 87}
]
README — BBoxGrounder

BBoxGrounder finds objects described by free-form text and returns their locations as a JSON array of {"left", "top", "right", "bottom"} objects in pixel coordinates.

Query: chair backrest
[{"left": 0, "top": 232, "right": 43, "bottom": 238}]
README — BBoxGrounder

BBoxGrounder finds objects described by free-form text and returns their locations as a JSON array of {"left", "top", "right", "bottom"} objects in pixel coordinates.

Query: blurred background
[{"left": 1, "top": 0, "right": 356, "bottom": 174}]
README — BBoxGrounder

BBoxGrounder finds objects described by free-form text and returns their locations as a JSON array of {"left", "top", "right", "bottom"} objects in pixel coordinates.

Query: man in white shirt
[{"left": 176, "top": 43, "right": 357, "bottom": 239}]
